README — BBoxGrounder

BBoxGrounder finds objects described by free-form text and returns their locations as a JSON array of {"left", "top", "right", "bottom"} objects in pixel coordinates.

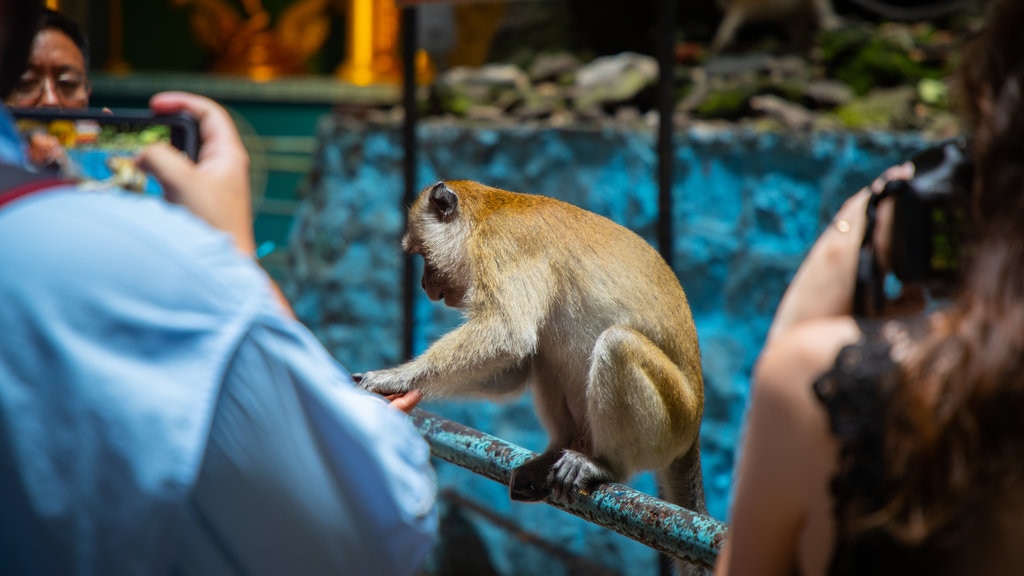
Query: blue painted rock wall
[{"left": 284, "top": 115, "right": 927, "bottom": 576}]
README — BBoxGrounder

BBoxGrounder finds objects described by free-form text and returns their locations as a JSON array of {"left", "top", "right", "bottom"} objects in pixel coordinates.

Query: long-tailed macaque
[
  {"left": 359, "top": 181, "right": 708, "bottom": 565},
  {"left": 711, "top": 0, "right": 840, "bottom": 53},
  {"left": 710, "top": 0, "right": 972, "bottom": 53}
]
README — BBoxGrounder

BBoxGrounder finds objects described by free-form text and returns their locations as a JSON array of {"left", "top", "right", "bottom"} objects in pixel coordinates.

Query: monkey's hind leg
[
  {"left": 710, "top": 7, "right": 747, "bottom": 53},
  {"left": 509, "top": 449, "right": 562, "bottom": 502},
  {"left": 549, "top": 326, "right": 703, "bottom": 502}
]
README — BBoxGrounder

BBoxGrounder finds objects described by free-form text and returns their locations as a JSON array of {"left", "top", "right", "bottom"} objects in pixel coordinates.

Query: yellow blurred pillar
[
  {"left": 336, "top": 0, "right": 400, "bottom": 85},
  {"left": 336, "top": 0, "right": 433, "bottom": 86}
]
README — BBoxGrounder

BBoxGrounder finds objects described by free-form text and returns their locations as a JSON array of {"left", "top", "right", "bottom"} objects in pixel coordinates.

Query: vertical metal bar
[
  {"left": 401, "top": 6, "right": 418, "bottom": 361},
  {"left": 656, "top": 5, "right": 678, "bottom": 573},
  {"left": 656, "top": 0, "right": 676, "bottom": 269},
  {"left": 410, "top": 409, "right": 728, "bottom": 569}
]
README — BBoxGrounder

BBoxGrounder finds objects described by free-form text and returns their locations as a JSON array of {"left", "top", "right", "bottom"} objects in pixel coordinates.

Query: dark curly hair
[{"left": 851, "top": 0, "right": 1024, "bottom": 554}]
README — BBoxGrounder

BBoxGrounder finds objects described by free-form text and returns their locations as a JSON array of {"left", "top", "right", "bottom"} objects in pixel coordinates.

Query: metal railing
[{"left": 410, "top": 409, "right": 729, "bottom": 570}]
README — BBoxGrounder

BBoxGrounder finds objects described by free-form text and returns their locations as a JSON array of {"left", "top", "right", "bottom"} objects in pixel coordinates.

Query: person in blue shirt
[{"left": 0, "top": 1, "right": 437, "bottom": 575}]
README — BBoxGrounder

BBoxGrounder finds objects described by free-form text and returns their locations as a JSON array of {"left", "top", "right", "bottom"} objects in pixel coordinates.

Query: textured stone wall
[{"left": 284, "top": 115, "right": 926, "bottom": 576}]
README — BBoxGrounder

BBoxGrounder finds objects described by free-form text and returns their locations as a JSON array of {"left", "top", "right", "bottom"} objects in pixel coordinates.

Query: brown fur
[{"left": 359, "top": 181, "right": 709, "bottom": 573}]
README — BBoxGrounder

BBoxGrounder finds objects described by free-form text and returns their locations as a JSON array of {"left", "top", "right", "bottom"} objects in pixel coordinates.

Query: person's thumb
[{"left": 135, "top": 142, "right": 195, "bottom": 204}]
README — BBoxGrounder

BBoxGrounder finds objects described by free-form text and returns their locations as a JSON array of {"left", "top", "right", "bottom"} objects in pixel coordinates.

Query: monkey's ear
[{"left": 428, "top": 182, "right": 459, "bottom": 222}]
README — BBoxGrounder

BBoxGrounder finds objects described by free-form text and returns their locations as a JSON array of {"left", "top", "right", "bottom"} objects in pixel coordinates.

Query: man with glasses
[
  {"left": 0, "top": 2, "right": 438, "bottom": 574},
  {"left": 8, "top": 8, "right": 90, "bottom": 109}
]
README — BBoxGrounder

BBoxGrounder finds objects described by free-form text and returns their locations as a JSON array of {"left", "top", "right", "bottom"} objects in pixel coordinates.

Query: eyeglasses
[{"left": 11, "top": 71, "right": 89, "bottom": 106}]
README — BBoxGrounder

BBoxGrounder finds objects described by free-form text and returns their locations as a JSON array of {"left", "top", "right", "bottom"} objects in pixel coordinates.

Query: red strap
[
  {"left": 0, "top": 176, "right": 70, "bottom": 208},
  {"left": 0, "top": 163, "right": 72, "bottom": 209}
]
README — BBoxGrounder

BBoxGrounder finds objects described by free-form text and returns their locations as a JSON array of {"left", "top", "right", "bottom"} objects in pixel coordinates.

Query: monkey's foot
[
  {"left": 550, "top": 450, "right": 614, "bottom": 502},
  {"left": 509, "top": 452, "right": 560, "bottom": 502}
]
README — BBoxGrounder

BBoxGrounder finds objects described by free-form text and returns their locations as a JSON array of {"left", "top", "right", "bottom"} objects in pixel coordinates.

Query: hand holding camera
[
  {"left": 886, "top": 138, "right": 970, "bottom": 287},
  {"left": 856, "top": 138, "right": 971, "bottom": 315},
  {"left": 137, "top": 92, "right": 256, "bottom": 258},
  {"left": 768, "top": 139, "right": 970, "bottom": 340},
  {"left": 12, "top": 106, "right": 199, "bottom": 194}
]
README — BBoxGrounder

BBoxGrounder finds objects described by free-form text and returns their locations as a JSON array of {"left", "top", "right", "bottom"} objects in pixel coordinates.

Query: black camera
[{"left": 885, "top": 138, "right": 972, "bottom": 289}]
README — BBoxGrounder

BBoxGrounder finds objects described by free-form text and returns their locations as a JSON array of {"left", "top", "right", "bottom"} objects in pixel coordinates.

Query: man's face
[{"left": 7, "top": 28, "right": 89, "bottom": 109}]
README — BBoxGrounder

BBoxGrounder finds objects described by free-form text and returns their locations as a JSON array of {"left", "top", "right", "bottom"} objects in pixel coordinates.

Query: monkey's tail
[
  {"left": 658, "top": 442, "right": 708, "bottom": 516},
  {"left": 657, "top": 443, "right": 713, "bottom": 576}
]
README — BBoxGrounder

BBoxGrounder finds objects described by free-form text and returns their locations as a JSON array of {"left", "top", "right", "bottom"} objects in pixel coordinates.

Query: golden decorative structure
[
  {"left": 164, "top": 0, "right": 437, "bottom": 84},
  {"left": 172, "top": 0, "right": 331, "bottom": 81}
]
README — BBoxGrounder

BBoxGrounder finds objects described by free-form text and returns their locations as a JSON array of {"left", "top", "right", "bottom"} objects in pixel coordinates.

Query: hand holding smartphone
[{"left": 12, "top": 107, "right": 200, "bottom": 196}]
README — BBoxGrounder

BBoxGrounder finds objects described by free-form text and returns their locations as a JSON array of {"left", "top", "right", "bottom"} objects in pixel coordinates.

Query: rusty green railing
[{"left": 409, "top": 409, "right": 729, "bottom": 570}]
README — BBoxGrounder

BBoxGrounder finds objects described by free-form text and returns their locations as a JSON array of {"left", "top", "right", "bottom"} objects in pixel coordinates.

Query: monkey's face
[
  {"left": 421, "top": 260, "right": 466, "bottom": 307},
  {"left": 403, "top": 181, "right": 473, "bottom": 309},
  {"left": 404, "top": 235, "right": 469, "bottom": 308}
]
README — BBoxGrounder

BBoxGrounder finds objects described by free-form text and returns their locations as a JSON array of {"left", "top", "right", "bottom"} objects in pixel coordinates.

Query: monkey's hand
[
  {"left": 354, "top": 368, "right": 416, "bottom": 396},
  {"left": 352, "top": 371, "right": 425, "bottom": 413}
]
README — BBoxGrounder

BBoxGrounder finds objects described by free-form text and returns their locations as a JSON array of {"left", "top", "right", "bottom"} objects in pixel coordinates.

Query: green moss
[
  {"left": 818, "top": 27, "right": 948, "bottom": 97},
  {"left": 832, "top": 105, "right": 888, "bottom": 129},
  {"left": 434, "top": 88, "right": 472, "bottom": 117},
  {"left": 695, "top": 85, "right": 759, "bottom": 119},
  {"left": 831, "top": 86, "right": 916, "bottom": 129}
]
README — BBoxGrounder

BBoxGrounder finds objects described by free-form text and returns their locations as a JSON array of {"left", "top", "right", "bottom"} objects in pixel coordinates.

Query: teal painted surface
[
  {"left": 411, "top": 409, "right": 728, "bottom": 569},
  {"left": 286, "top": 119, "right": 927, "bottom": 576}
]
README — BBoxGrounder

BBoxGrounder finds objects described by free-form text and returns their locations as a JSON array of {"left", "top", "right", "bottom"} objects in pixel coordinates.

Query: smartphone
[{"left": 11, "top": 107, "right": 199, "bottom": 197}]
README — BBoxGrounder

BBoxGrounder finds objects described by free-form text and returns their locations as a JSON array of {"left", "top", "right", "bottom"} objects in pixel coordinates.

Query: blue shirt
[{"left": 0, "top": 108, "right": 437, "bottom": 575}]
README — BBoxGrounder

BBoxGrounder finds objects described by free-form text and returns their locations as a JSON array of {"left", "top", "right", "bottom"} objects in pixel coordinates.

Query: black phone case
[{"left": 11, "top": 107, "right": 200, "bottom": 161}]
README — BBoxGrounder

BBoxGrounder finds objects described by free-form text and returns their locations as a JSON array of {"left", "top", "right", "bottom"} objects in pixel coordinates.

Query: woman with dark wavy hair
[{"left": 717, "top": 0, "right": 1024, "bottom": 574}]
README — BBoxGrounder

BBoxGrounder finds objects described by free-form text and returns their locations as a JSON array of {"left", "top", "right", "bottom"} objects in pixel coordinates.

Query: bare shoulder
[
  {"left": 718, "top": 317, "right": 861, "bottom": 576},
  {"left": 755, "top": 316, "right": 863, "bottom": 399},
  {"left": 745, "top": 316, "right": 861, "bottom": 459}
]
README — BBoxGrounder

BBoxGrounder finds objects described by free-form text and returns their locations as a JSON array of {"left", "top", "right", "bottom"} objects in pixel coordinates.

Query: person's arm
[
  {"left": 721, "top": 163, "right": 917, "bottom": 574},
  {"left": 136, "top": 91, "right": 424, "bottom": 414},
  {"left": 178, "top": 313, "right": 438, "bottom": 576},
  {"left": 766, "top": 163, "right": 914, "bottom": 342},
  {"left": 133, "top": 92, "right": 302, "bottom": 316},
  {"left": 717, "top": 317, "right": 860, "bottom": 576}
]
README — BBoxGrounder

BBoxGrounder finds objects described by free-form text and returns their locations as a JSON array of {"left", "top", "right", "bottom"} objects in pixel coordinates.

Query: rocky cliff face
[{"left": 407, "top": 1, "right": 978, "bottom": 138}]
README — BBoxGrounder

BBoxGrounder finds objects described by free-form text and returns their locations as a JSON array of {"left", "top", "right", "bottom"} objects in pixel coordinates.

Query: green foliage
[
  {"left": 434, "top": 87, "right": 472, "bottom": 117},
  {"left": 695, "top": 84, "right": 760, "bottom": 119},
  {"left": 918, "top": 78, "right": 948, "bottom": 106},
  {"left": 830, "top": 86, "right": 917, "bottom": 130},
  {"left": 817, "top": 27, "right": 947, "bottom": 97},
  {"left": 833, "top": 102, "right": 891, "bottom": 129}
]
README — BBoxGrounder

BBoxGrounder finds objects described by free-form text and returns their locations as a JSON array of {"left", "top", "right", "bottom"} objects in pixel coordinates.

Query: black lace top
[{"left": 811, "top": 319, "right": 1024, "bottom": 576}]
